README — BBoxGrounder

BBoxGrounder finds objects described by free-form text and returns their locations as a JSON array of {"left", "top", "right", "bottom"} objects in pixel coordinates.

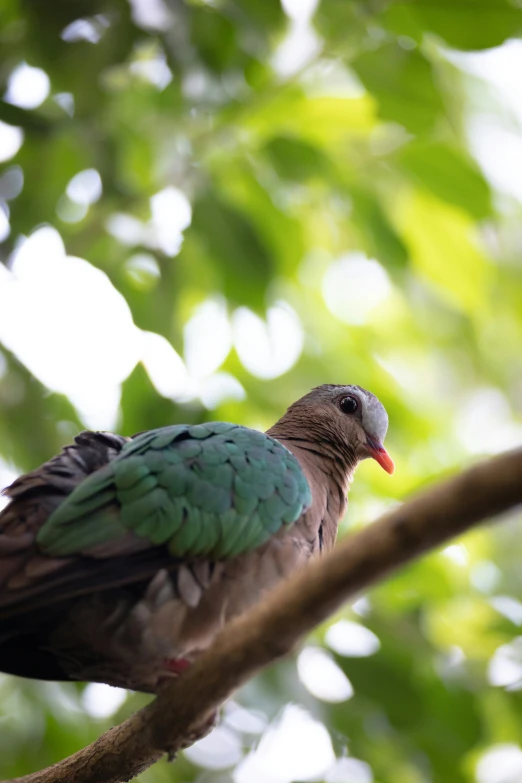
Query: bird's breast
[{"left": 45, "top": 530, "right": 315, "bottom": 691}]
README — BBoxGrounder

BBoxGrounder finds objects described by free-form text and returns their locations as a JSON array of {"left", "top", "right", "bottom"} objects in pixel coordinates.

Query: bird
[{"left": 0, "top": 384, "right": 393, "bottom": 693}]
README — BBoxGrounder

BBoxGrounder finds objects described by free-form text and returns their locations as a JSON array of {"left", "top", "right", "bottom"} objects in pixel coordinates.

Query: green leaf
[
  {"left": 398, "top": 141, "right": 492, "bottom": 219},
  {"left": 384, "top": 0, "right": 522, "bottom": 51},
  {"left": 119, "top": 363, "right": 198, "bottom": 438},
  {"left": 0, "top": 348, "right": 82, "bottom": 471},
  {"left": 189, "top": 193, "right": 273, "bottom": 310},
  {"left": 351, "top": 187, "right": 409, "bottom": 271},
  {"left": 242, "top": 90, "right": 376, "bottom": 145},
  {"left": 190, "top": 7, "right": 237, "bottom": 73},
  {"left": 352, "top": 43, "right": 445, "bottom": 134},
  {"left": 263, "top": 135, "right": 331, "bottom": 181},
  {"left": 392, "top": 190, "right": 491, "bottom": 314},
  {"left": 232, "top": 0, "right": 285, "bottom": 31}
]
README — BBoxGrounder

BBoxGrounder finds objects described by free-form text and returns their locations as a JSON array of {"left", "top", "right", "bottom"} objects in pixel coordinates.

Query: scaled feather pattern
[{"left": 38, "top": 423, "right": 312, "bottom": 560}]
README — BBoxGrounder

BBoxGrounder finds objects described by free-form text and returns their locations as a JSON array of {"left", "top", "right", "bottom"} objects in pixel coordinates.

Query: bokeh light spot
[
  {"left": 184, "top": 725, "right": 242, "bottom": 770},
  {"left": 325, "top": 620, "right": 381, "bottom": 657},
  {"left": 297, "top": 647, "right": 354, "bottom": 702},
  {"left": 326, "top": 757, "right": 374, "bottom": 783},
  {"left": 5, "top": 63, "right": 50, "bottom": 109},
  {"left": 0, "top": 226, "right": 141, "bottom": 428},
  {"left": 476, "top": 744, "right": 522, "bottom": 783},
  {"left": 0, "top": 122, "right": 23, "bottom": 163},
  {"left": 82, "top": 684, "right": 127, "bottom": 719},
  {"left": 66, "top": 169, "right": 102, "bottom": 206},
  {"left": 234, "top": 705, "right": 335, "bottom": 783},
  {"left": 233, "top": 303, "right": 303, "bottom": 380},
  {"left": 323, "top": 253, "right": 392, "bottom": 325}
]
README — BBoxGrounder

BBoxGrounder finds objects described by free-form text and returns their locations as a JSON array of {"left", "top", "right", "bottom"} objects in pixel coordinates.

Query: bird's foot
[
  {"left": 163, "top": 657, "right": 191, "bottom": 675},
  {"left": 156, "top": 656, "right": 191, "bottom": 689}
]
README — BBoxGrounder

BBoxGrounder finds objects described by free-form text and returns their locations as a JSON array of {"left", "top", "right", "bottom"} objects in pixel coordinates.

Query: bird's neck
[{"left": 266, "top": 419, "right": 358, "bottom": 499}]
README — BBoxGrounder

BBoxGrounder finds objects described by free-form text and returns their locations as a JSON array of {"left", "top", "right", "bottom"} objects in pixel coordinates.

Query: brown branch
[{"left": 7, "top": 447, "right": 522, "bottom": 783}]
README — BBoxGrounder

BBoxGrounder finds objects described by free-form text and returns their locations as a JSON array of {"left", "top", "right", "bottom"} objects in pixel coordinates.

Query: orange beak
[{"left": 366, "top": 435, "right": 394, "bottom": 474}]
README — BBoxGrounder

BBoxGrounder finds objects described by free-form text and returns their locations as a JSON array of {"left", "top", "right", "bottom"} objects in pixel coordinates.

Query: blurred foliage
[{"left": 1, "top": 1, "right": 522, "bottom": 782}]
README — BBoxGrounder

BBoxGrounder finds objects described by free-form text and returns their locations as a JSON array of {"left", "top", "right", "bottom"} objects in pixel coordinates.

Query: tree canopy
[{"left": 1, "top": 1, "right": 522, "bottom": 782}]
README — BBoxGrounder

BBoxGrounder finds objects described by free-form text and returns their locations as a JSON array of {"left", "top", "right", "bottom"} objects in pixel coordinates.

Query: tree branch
[{"left": 7, "top": 447, "right": 522, "bottom": 783}]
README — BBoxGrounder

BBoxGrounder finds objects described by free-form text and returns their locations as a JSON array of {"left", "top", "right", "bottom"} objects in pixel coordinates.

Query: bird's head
[{"left": 280, "top": 384, "right": 394, "bottom": 474}]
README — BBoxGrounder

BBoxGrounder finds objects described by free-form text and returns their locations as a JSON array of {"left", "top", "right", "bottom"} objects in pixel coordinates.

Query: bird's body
[{"left": 0, "top": 385, "right": 392, "bottom": 692}]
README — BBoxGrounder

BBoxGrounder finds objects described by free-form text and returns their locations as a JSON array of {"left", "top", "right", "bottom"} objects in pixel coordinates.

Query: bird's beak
[{"left": 365, "top": 435, "right": 394, "bottom": 474}]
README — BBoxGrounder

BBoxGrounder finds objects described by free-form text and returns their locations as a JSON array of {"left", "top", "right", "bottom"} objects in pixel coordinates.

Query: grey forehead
[
  {"left": 312, "top": 384, "right": 389, "bottom": 441},
  {"left": 356, "top": 387, "right": 388, "bottom": 441}
]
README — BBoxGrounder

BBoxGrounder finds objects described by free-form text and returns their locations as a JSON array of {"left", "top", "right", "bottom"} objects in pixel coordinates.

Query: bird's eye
[{"left": 339, "top": 395, "right": 359, "bottom": 415}]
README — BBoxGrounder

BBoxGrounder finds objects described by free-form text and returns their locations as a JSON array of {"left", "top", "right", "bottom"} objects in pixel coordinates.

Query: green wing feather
[{"left": 37, "top": 422, "right": 312, "bottom": 559}]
